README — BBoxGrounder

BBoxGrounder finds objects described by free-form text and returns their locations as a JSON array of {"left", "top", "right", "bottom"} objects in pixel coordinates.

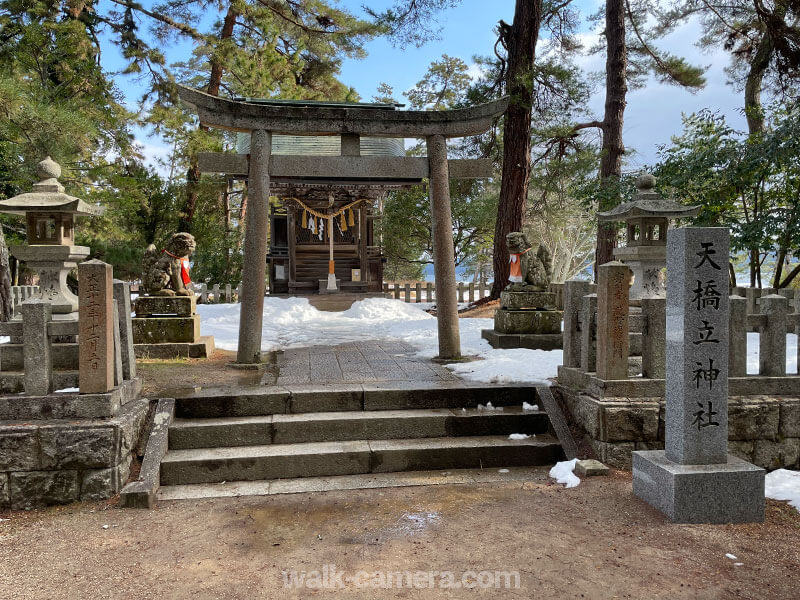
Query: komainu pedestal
[
  {"left": 132, "top": 295, "right": 214, "bottom": 359},
  {"left": 482, "top": 290, "right": 562, "bottom": 350}
]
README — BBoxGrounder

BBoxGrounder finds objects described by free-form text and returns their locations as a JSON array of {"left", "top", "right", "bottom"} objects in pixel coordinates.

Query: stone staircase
[{"left": 158, "top": 383, "right": 565, "bottom": 498}]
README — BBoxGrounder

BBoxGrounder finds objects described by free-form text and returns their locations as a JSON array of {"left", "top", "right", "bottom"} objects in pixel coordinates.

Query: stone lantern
[
  {"left": 597, "top": 174, "right": 700, "bottom": 304},
  {"left": 0, "top": 157, "right": 103, "bottom": 318}
]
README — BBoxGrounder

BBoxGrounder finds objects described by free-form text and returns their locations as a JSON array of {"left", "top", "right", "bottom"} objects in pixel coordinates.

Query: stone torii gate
[{"left": 177, "top": 86, "right": 508, "bottom": 366}]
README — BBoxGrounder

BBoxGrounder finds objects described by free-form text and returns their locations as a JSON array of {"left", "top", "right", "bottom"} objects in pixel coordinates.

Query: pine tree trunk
[
  {"left": 490, "top": 0, "right": 543, "bottom": 298},
  {"left": 594, "top": 0, "right": 628, "bottom": 278},
  {"left": 745, "top": 30, "right": 774, "bottom": 136}
]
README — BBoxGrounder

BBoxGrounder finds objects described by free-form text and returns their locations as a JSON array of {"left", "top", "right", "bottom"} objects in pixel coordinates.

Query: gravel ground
[{"left": 1, "top": 469, "right": 798, "bottom": 599}]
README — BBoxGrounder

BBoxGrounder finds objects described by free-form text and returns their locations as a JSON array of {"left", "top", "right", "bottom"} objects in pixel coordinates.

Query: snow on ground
[
  {"left": 765, "top": 469, "right": 800, "bottom": 512},
  {"left": 196, "top": 296, "right": 798, "bottom": 384},
  {"left": 197, "top": 297, "right": 562, "bottom": 385},
  {"left": 549, "top": 459, "right": 580, "bottom": 488}
]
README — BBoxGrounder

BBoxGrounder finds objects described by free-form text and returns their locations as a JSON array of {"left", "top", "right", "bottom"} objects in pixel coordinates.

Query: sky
[{"left": 102, "top": 0, "right": 748, "bottom": 174}]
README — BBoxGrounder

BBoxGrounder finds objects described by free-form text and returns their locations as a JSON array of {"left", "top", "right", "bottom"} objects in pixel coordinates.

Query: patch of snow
[
  {"left": 523, "top": 402, "right": 539, "bottom": 411},
  {"left": 498, "top": 469, "right": 510, "bottom": 473},
  {"left": 725, "top": 553, "right": 737, "bottom": 560},
  {"left": 0, "top": 336, "right": 9, "bottom": 344},
  {"left": 765, "top": 469, "right": 800, "bottom": 511},
  {"left": 197, "top": 297, "right": 562, "bottom": 385},
  {"left": 549, "top": 458, "right": 580, "bottom": 488},
  {"left": 508, "top": 433, "right": 531, "bottom": 440},
  {"left": 55, "top": 387, "right": 79, "bottom": 393},
  {"left": 734, "top": 563, "right": 744, "bottom": 567}
]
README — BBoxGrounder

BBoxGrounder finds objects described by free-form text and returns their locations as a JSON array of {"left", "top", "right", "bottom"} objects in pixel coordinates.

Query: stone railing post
[
  {"left": 469, "top": 282, "right": 475, "bottom": 303},
  {"left": 563, "top": 279, "right": 593, "bottom": 368},
  {"left": 394, "top": 284, "right": 401, "bottom": 300},
  {"left": 641, "top": 297, "right": 666, "bottom": 379},
  {"left": 212, "top": 284, "right": 220, "bottom": 304},
  {"left": 759, "top": 294, "right": 789, "bottom": 376},
  {"left": 596, "top": 261, "right": 631, "bottom": 380},
  {"left": 426, "top": 283, "right": 433, "bottom": 303},
  {"left": 745, "top": 287, "right": 758, "bottom": 316},
  {"left": 580, "top": 293, "right": 597, "bottom": 372},
  {"left": 225, "top": 284, "right": 232, "bottom": 303},
  {"left": 22, "top": 299, "right": 53, "bottom": 396},
  {"left": 729, "top": 295, "right": 747, "bottom": 377},
  {"left": 404, "top": 283, "right": 411, "bottom": 303},
  {"left": 113, "top": 279, "right": 137, "bottom": 381},
  {"left": 198, "top": 283, "right": 208, "bottom": 304}
]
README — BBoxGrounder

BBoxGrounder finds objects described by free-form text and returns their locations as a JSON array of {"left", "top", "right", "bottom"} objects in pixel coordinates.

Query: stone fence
[
  {"left": 383, "top": 281, "right": 566, "bottom": 309},
  {"left": 195, "top": 282, "right": 241, "bottom": 304},
  {"left": 10, "top": 285, "right": 40, "bottom": 317},
  {"left": 556, "top": 276, "right": 800, "bottom": 470},
  {"left": 733, "top": 286, "right": 799, "bottom": 316},
  {"left": 0, "top": 307, "right": 81, "bottom": 394},
  {"left": 1, "top": 266, "right": 147, "bottom": 510}
]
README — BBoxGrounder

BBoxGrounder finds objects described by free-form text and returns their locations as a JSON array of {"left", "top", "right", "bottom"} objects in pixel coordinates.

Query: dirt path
[{"left": 1, "top": 470, "right": 797, "bottom": 599}]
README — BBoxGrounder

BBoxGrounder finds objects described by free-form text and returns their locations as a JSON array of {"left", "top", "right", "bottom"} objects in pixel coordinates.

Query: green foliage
[
  {"left": 364, "top": 0, "right": 460, "bottom": 48},
  {"left": 656, "top": 0, "right": 799, "bottom": 99},
  {"left": 381, "top": 54, "right": 496, "bottom": 279},
  {"left": 187, "top": 182, "right": 245, "bottom": 286},
  {"left": 586, "top": 0, "right": 707, "bottom": 91},
  {"left": 382, "top": 179, "right": 497, "bottom": 278},
  {"left": 0, "top": 2, "right": 132, "bottom": 184},
  {"left": 404, "top": 54, "right": 472, "bottom": 110},
  {"left": 653, "top": 105, "right": 800, "bottom": 287},
  {"left": 76, "top": 162, "right": 183, "bottom": 278}
]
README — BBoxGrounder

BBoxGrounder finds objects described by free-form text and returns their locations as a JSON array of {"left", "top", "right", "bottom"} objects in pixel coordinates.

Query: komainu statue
[
  {"left": 141, "top": 232, "right": 196, "bottom": 296},
  {"left": 505, "top": 232, "right": 552, "bottom": 292}
]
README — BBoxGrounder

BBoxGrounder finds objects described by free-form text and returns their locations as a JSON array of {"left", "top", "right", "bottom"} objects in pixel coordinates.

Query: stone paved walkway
[{"left": 264, "top": 340, "right": 459, "bottom": 386}]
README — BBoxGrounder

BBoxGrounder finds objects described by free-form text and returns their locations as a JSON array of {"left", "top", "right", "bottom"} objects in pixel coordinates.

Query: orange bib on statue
[
  {"left": 163, "top": 250, "right": 192, "bottom": 285},
  {"left": 508, "top": 248, "right": 530, "bottom": 283}
]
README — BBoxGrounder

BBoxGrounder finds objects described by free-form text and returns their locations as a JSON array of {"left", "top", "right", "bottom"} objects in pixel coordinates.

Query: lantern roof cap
[
  {"left": 0, "top": 157, "right": 104, "bottom": 216},
  {"left": 597, "top": 173, "right": 700, "bottom": 221}
]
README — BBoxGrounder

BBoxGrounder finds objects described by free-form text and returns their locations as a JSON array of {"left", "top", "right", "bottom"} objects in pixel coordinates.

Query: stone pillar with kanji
[
  {"left": 632, "top": 227, "right": 764, "bottom": 524},
  {"left": 79, "top": 260, "right": 114, "bottom": 393}
]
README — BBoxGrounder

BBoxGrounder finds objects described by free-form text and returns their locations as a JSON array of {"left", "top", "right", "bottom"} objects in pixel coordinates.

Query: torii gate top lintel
[
  {"left": 178, "top": 85, "right": 504, "bottom": 365},
  {"left": 176, "top": 85, "right": 509, "bottom": 138}
]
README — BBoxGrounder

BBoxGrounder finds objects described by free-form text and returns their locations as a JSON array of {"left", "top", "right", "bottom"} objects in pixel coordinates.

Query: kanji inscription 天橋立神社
[{"left": 632, "top": 227, "right": 765, "bottom": 524}]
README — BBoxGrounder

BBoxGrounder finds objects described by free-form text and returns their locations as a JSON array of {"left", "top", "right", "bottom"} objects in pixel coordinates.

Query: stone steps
[
  {"left": 173, "top": 382, "right": 534, "bottom": 417},
  {"left": 158, "top": 382, "right": 564, "bottom": 496},
  {"left": 160, "top": 435, "right": 563, "bottom": 485},
  {"left": 169, "top": 407, "right": 550, "bottom": 449}
]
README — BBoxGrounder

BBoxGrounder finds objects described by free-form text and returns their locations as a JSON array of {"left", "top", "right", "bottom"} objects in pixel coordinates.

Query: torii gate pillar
[
  {"left": 237, "top": 129, "right": 271, "bottom": 365},
  {"left": 427, "top": 134, "right": 461, "bottom": 360}
]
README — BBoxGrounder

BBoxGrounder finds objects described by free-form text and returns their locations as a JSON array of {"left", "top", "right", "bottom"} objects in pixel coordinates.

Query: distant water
[{"left": 423, "top": 264, "right": 471, "bottom": 282}]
